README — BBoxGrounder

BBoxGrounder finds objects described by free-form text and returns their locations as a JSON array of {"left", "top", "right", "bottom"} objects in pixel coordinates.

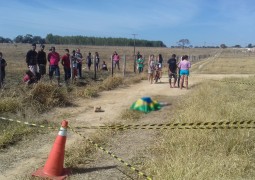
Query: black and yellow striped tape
[
  {"left": 0, "top": 116, "right": 59, "bottom": 130},
  {"left": 68, "top": 125, "right": 152, "bottom": 180},
  {"left": 75, "top": 120, "right": 255, "bottom": 130}
]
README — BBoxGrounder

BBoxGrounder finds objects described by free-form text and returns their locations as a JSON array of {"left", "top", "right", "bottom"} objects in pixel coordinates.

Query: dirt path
[{"left": 0, "top": 72, "right": 254, "bottom": 180}]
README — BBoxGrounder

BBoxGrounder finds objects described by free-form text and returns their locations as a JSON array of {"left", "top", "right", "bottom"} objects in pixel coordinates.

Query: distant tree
[
  {"left": 220, "top": 44, "right": 227, "bottom": 48},
  {"left": 0, "top": 37, "right": 12, "bottom": 43},
  {"left": 178, "top": 39, "right": 190, "bottom": 49},
  {"left": 14, "top": 35, "right": 23, "bottom": 43},
  {"left": 234, "top": 45, "right": 241, "bottom": 48},
  {"left": 247, "top": 43, "right": 253, "bottom": 48},
  {"left": 23, "top": 34, "right": 33, "bottom": 43},
  {"left": 45, "top": 33, "right": 54, "bottom": 44}
]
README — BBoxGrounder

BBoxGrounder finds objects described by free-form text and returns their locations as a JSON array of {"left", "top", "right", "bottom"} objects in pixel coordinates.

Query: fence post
[
  {"left": 0, "top": 57, "right": 2, "bottom": 88},
  {"left": 123, "top": 54, "right": 126, "bottom": 77},
  {"left": 111, "top": 55, "right": 113, "bottom": 77},
  {"left": 93, "top": 55, "right": 96, "bottom": 80},
  {"left": 134, "top": 54, "right": 136, "bottom": 73},
  {"left": 70, "top": 54, "right": 73, "bottom": 84}
]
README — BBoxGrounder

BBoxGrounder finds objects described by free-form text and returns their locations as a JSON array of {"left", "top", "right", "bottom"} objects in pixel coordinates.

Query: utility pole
[{"left": 132, "top": 34, "right": 138, "bottom": 73}]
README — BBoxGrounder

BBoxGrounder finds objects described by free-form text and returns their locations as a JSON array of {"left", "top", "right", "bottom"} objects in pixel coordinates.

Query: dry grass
[
  {"left": 193, "top": 49, "right": 255, "bottom": 74},
  {"left": 146, "top": 77, "right": 255, "bottom": 179},
  {"left": 119, "top": 109, "right": 143, "bottom": 122}
]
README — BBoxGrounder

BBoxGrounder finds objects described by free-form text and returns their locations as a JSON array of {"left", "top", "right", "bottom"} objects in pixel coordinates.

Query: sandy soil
[{"left": 0, "top": 72, "right": 253, "bottom": 180}]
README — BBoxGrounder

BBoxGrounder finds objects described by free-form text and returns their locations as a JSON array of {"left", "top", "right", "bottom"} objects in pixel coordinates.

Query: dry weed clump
[
  {"left": 99, "top": 76, "right": 124, "bottom": 90},
  {"left": 78, "top": 86, "right": 99, "bottom": 98},
  {"left": 0, "top": 97, "right": 21, "bottom": 113},
  {"left": 24, "top": 82, "right": 70, "bottom": 112},
  {"left": 147, "top": 77, "right": 255, "bottom": 179}
]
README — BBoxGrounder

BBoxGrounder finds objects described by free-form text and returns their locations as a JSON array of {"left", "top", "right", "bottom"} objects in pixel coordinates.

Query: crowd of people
[
  {"left": 145, "top": 52, "right": 191, "bottom": 89},
  {"left": 23, "top": 43, "right": 109, "bottom": 86},
  {"left": 1, "top": 44, "right": 191, "bottom": 89}
]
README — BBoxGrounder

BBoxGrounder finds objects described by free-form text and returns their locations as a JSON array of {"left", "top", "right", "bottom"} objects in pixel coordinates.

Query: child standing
[{"left": 136, "top": 55, "right": 144, "bottom": 73}]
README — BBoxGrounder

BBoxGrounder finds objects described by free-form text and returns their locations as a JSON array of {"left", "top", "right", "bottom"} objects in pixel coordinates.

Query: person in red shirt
[
  {"left": 61, "top": 49, "right": 71, "bottom": 83},
  {"left": 48, "top": 46, "right": 60, "bottom": 86}
]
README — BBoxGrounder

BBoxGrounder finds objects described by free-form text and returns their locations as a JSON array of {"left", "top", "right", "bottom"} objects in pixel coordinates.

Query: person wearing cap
[
  {"left": 26, "top": 43, "right": 37, "bottom": 75},
  {"left": 36, "top": 44, "right": 47, "bottom": 77},
  {"left": 48, "top": 46, "right": 61, "bottom": 86}
]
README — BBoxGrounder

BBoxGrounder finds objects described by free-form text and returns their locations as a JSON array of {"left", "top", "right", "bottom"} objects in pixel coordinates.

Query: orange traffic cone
[{"left": 32, "top": 120, "right": 70, "bottom": 180}]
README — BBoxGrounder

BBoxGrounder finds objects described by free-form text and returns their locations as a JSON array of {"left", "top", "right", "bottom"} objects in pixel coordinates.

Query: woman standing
[
  {"left": 157, "top": 54, "right": 163, "bottom": 80},
  {"left": 178, "top": 55, "right": 191, "bottom": 89},
  {"left": 86, "top": 52, "right": 92, "bottom": 71},
  {"left": 148, "top": 54, "right": 156, "bottom": 84},
  {"left": 95, "top": 52, "right": 100, "bottom": 71}
]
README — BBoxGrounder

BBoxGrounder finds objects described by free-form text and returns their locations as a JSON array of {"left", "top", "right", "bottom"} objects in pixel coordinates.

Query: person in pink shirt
[
  {"left": 23, "top": 70, "right": 40, "bottom": 85},
  {"left": 112, "top": 51, "right": 120, "bottom": 70},
  {"left": 48, "top": 46, "right": 60, "bottom": 86},
  {"left": 178, "top": 55, "right": 191, "bottom": 89}
]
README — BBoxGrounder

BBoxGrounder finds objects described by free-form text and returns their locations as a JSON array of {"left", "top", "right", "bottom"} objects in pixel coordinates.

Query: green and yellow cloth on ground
[{"left": 130, "top": 97, "right": 161, "bottom": 113}]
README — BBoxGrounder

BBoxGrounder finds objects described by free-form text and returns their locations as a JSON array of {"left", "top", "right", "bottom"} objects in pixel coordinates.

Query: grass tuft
[
  {"left": 120, "top": 109, "right": 143, "bottom": 122},
  {"left": 99, "top": 76, "right": 124, "bottom": 90}
]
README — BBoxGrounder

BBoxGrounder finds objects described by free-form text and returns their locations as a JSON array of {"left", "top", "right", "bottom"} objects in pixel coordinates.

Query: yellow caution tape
[{"left": 68, "top": 125, "right": 152, "bottom": 180}]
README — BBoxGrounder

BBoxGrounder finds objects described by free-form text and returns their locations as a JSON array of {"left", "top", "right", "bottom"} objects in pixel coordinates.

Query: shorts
[
  {"left": 49, "top": 65, "right": 60, "bottom": 77},
  {"left": 180, "top": 69, "right": 189, "bottom": 76},
  {"left": 158, "top": 63, "right": 162, "bottom": 69},
  {"left": 169, "top": 72, "right": 177, "bottom": 79},
  {"left": 148, "top": 68, "right": 154, "bottom": 74}
]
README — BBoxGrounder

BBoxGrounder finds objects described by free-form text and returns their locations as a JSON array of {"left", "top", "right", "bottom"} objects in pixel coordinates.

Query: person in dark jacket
[
  {"left": 86, "top": 52, "right": 92, "bottom": 71},
  {"left": 36, "top": 44, "right": 47, "bottom": 77},
  {"left": 0, "top": 52, "right": 7, "bottom": 84},
  {"left": 26, "top": 43, "right": 37, "bottom": 75}
]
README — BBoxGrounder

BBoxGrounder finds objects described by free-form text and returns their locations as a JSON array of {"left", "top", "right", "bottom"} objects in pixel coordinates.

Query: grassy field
[
  {"left": 192, "top": 48, "right": 255, "bottom": 74},
  {"left": 145, "top": 48, "right": 255, "bottom": 179}
]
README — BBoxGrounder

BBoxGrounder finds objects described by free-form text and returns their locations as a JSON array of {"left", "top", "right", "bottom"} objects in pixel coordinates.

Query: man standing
[
  {"left": 167, "top": 54, "right": 178, "bottom": 88},
  {"left": 37, "top": 44, "right": 47, "bottom": 77},
  {"left": 61, "top": 49, "right": 71, "bottom": 83},
  {"left": 26, "top": 43, "right": 37, "bottom": 75},
  {"left": 75, "top": 48, "right": 83, "bottom": 78},
  {"left": 48, "top": 46, "right": 60, "bottom": 86},
  {"left": 0, "top": 52, "right": 7, "bottom": 86}
]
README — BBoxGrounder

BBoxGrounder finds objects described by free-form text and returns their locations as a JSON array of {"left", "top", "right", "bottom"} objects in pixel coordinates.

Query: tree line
[{"left": 0, "top": 34, "right": 166, "bottom": 47}]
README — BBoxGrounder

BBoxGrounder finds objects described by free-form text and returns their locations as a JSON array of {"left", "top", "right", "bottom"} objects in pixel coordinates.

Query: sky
[{"left": 0, "top": 0, "right": 255, "bottom": 47}]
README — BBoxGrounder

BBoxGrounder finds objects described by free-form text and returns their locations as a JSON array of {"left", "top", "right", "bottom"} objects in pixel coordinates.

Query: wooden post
[
  {"left": 134, "top": 54, "right": 136, "bottom": 73},
  {"left": 0, "top": 57, "right": 2, "bottom": 88},
  {"left": 111, "top": 55, "right": 113, "bottom": 77},
  {"left": 70, "top": 55, "right": 73, "bottom": 84},
  {"left": 93, "top": 55, "right": 96, "bottom": 80},
  {"left": 123, "top": 54, "right": 126, "bottom": 77}
]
